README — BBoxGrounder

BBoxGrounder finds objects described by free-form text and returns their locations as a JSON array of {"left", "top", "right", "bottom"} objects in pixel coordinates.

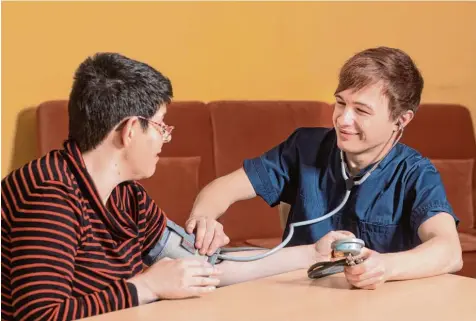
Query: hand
[
  {"left": 129, "top": 257, "right": 222, "bottom": 304},
  {"left": 313, "top": 230, "right": 356, "bottom": 262},
  {"left": 344, "top": 248, "right": 390, "bottom": 290},
  {"left": 185, "top": 216, "right": 230, "bottom": 256}
]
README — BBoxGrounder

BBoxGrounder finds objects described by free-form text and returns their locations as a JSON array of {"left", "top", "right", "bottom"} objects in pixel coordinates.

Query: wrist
[
  {"left": 381, "top": 253, "right": 398, "bottom": 281},
  {"left": 128, "top": 277, "right": 156, "bottom": 305},
  {"left": 189, "top": 213, "right": 206, "bottom": 219},
  {"left": 306, "top": 244, "right": 326, "bottom": 266}
]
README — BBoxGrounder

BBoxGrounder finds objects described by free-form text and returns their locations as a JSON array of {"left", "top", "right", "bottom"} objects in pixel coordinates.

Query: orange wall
[{"left": 2, "top": 1, "right": 476, "bottom": 177}]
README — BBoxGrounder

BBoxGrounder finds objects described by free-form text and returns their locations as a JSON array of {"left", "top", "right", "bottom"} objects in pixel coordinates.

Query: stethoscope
[{"left": 217, "top": 124, "right": 404, "bottom": 263}]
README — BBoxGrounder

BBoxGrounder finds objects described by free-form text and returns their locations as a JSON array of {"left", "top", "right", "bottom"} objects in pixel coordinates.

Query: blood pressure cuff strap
[{"left": 143, "top": 219, "right": 222, "bottom": 266}]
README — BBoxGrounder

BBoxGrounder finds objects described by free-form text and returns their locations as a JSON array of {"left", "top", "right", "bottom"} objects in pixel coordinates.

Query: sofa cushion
[
  {"left": 139, "top": 156, "right": 201, "bottom": 227},
  {"left": 36, "top": 100, "right": 70, "bottom": 155},
  {"left": 245, "top": 237, "right": 281, "bottom": 249},
  {"left": 459, "top": 232, "right": 476, "bottom": 252},
  {"left": 431, "top": 159, "right": 474, "bottom": 229},
  {"left": 160, "top": 101, "right": 215, "bottom": 189},
  {"left": 455, "top": 251, "right": 476, "bottom": 278}
]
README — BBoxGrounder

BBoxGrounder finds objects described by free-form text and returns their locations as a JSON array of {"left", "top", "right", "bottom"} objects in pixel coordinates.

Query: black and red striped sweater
[{"left": 1, "top": 140, "right": 167, "bottom": 321}]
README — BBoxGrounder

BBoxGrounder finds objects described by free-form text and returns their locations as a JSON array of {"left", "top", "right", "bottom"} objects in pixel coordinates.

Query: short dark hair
[
  {"left": 335, "top": 46, "right": 424, "bottom": 120},
  {"left": 68, "top": 52, "right": 173, "bottom": 152}
]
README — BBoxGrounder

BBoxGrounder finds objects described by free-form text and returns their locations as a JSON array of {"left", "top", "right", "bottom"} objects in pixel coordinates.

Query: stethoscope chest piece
[
  {"left": 331, "top": 238, "right": 365, "bottom": 257},
  {"left": 307, "top": 237, "right": 365, "bottom": 279}
]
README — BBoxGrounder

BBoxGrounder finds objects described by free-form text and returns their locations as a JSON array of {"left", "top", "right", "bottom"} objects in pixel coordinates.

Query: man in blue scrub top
[{"left": 186, "top": 47, "right": 463, "bottom": 289}]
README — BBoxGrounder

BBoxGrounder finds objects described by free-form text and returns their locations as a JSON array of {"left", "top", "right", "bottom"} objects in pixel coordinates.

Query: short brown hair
[{"left": 334, "top": 47, "right": 424, "bottom": 120}]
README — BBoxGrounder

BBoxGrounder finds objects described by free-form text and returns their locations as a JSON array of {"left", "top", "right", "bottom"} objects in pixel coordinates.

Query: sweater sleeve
[
  {"left": 137, "top": 184, "right": 167, "bottom": 258},
  {"left": 1, "top": 174, "right": 138, "bottom": 321}
]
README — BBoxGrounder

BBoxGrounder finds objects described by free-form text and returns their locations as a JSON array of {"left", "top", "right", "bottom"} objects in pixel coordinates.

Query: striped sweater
[{"left": 1, "top": 140, "right": 167, "bottom": 321}]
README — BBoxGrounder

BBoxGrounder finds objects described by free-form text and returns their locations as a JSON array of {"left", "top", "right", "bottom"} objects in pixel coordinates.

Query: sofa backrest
[
  {"left": 36, "top": 100, "right": 69, "bottom": 155},
  {"left": 402, "top": 104, "right": 476, "bottom": 159},
  {"left": 35, "top": 100, "right": 476, "bottom": 241},
  {"left": 209, "top": 101, "right": 333, "bottom": 241}
]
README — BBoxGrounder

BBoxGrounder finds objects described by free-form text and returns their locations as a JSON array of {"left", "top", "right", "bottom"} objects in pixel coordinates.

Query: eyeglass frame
[{"left": 137, "top": 116, "right": 174, "bottom": 143}]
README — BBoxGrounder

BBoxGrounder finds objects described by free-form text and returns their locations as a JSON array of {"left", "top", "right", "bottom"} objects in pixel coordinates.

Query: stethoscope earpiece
[{"left": 394, "top": 122, "right": 402, "bottom": 132}]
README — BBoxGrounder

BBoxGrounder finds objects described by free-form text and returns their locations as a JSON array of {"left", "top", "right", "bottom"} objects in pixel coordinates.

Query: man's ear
[
  {"left": 395, "top": 110, "right": 414, "bottom": 131},
  {"left": 117, "top": 117, "right": 139, "bottom": 147}
]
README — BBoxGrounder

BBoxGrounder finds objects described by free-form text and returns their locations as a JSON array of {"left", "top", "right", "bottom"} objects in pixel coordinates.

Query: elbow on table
[
  {"left": 447, "top": 245, "right": 463, "bottom": 274},
  {"left": 450, "top": 254, "right": 464, "bottom": 273}
]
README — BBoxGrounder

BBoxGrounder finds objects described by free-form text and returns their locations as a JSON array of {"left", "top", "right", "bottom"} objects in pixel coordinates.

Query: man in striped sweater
[{"left": 2, "top": 53, "right": 349, "bottom": 321}]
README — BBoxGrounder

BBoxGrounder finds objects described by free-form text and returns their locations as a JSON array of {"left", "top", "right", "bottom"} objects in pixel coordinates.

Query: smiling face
[
  {"left": 333, "top": 82, "right": 398, "bottom": 156},
  {"left": 332, "top": 47, "right": 423, "bottom": 159}
]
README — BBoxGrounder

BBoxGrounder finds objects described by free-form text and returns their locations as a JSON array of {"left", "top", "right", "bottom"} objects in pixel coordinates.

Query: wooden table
[{"left": 81, "top": 270, "right": 476, "bottom": 321}]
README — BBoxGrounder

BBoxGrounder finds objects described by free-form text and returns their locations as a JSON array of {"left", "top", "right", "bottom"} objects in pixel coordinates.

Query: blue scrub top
[{"left": 243, "top": 127, "right": 459, "bottom": 253}]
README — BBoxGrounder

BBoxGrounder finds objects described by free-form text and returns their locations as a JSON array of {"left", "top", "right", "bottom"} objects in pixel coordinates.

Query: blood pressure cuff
[{"left": 143, "top": 219, "right": 222, "bottom": 266}]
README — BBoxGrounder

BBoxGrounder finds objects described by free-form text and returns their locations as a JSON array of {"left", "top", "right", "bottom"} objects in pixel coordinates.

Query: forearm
[
  {"left": 217, "top": 245, "right": 320, "bottom": 287},
  {"left": 384, "top": 236, "right": 463, "bottom": 281},
  {"left": 190, "top": 168, "right": 256, "bottom": 220},
  {"left": 190, "top": 180, "right": 233, "bottom": 220}
]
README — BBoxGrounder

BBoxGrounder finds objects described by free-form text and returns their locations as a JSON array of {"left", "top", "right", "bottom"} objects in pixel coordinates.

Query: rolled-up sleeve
[
  {"left": 243, "top": 129, "right": 302, "bottom": 207},
  {"left": 408, "top": 160, "right": 459, "bottom": 236}
]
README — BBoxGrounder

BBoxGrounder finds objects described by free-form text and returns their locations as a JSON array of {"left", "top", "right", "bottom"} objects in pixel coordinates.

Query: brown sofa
[{"left": 36, "top": 100, "right": 476, "bottom": 278}]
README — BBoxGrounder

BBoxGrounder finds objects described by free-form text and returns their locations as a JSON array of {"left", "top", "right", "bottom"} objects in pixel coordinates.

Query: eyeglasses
[{"left": 137, "top": 116, "right": 174, "bottom": 143}]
